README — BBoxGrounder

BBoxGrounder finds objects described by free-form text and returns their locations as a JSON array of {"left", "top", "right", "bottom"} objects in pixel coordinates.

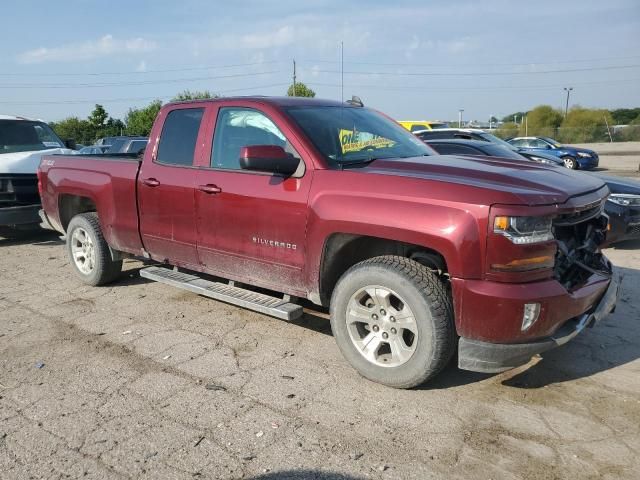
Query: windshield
[
  {"left": 478, "top": 132, "right": 519, "bottom": 150},
  {"left": 541, "top": 137, "right": 562, "bottom": 147},
  {"left": 285, "top": 106, "right": 432, "bottom": 167},
  {"left": 0, "top": 120, "right": 64, "bottom": 154}
]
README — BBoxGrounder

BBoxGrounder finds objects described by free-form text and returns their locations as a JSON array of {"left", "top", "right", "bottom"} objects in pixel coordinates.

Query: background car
[
  {"left": 95, "top": 135, "right": 147, "bottom": 153},
  {"left": 78, "top": 145, "right": 110, "bottom": 155},
  {"left": 424, "top": 138, "right": 640, "bottom": 245},
  {"left": 507, "top": 136, "right": 599, "bottom": 170},
  {"left": 398, "top": 120, "right": 449, "bottom": 132}
]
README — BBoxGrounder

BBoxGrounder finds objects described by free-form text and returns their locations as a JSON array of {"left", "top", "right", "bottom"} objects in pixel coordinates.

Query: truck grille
[
  {"left": 0, "top": 174, "right": 39, "bottom": 206},
  {"left": 553, "top": 197, "right": 611, "bottom": 291}
]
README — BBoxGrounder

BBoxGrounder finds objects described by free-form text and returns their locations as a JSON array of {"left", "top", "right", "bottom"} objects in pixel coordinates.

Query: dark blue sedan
[{"left": 507, "top": 136, "right": 599, "bottom": 170}]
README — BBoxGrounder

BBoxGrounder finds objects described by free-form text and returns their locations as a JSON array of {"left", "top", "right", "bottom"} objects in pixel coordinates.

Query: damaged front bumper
[{"left": 458, "top": 273, "right": 619, "bottom": 373}]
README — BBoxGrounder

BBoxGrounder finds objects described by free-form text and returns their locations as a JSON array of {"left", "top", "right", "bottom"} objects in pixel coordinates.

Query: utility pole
[
  {"left": 489, "top": 114, "right": 493, "bottom": 130},
  {"left": 340, "top": 41, "right": 344, "bottom": 103},
  {"left": 292, "top": 59, "right": 297, "bottom": 96},
  {"left": 564, "top": 87, "right": 573, "bottom": 117},
  {"left": 458, "top": 109, "right": 464, "bottom": 128}
]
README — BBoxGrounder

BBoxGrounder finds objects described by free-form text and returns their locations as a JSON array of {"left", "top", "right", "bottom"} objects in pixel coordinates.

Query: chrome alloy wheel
[
  {"left": 346, "top": 286, "right": 418, "bottom": 367},
  {"left": 71, "top": 227, "right": 96, "bottom": 275}
]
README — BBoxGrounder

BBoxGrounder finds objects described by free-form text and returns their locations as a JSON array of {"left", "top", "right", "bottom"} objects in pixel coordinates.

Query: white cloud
[
  {"left": 240, "top": 26, "right": 295, "bottom": 49},
  {"left": 17, "top": 34, "right": 156, "bottom": 64}
]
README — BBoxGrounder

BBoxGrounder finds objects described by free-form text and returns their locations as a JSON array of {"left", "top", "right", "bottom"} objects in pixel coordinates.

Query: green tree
[
  {"left": 49, "top": 117, "right": 95, "bottom": 145},
  {"left": 494, "top": 122, "right": 520, "bottom": 139},
  {"left": 501, "top": 111, "right": 527, "bottom": 123},
  {"left": 88, "top": 104, "right": 108, "bottom": 130},
  {"left": 100, "top": 117, "right": 126, "bottom": 137},
  {"left": 525, "top": 105, "right": 563, "bottom": 137},
  {"left": 558, "top": 107, "right": 614, "bottom": 143},
  {"left": 171, "top": 90, "right": 217, "bottom": 102},
  {"left": 610, "top": 108, "right": 640, "bottom": 125},
  {"left": 286, "top": 82, "right": 316, "bottom": 97},
  {"left": 124, "top": 100, "right": 163, "bottom": 136}
]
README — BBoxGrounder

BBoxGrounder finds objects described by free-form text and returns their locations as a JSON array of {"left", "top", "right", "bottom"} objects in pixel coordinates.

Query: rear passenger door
[{"left": 137, "top": 107, "right": 206, "bottom": 268}]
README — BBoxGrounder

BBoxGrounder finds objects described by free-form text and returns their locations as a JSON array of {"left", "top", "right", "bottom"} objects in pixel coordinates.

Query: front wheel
[
  {"left": 66, "top": 212, "right": 122, "bottom": 286},
  {"left": 330, "top": 256, "right": 455, "bottom": 388},
  {"left": 562, "top": 156, "right": 578, "bottom": 169}
]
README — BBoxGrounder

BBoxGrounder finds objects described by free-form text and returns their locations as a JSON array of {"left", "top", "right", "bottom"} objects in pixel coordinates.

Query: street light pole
[
  {"left": 564, "top": 87, "right": 573, "bottom": 117},
  {"left": 458, "top": 109, "right": 464, "bottom": 128}
]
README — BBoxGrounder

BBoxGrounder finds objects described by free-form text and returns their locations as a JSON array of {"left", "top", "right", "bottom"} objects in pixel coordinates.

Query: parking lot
[{"left": 0, "top": 226, "right": 638, "bottom": 480}]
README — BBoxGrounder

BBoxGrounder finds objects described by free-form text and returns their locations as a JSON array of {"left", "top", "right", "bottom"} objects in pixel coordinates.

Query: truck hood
[
  {"left": 364, "top": 155, "right": 606, "bottom": 205},
  {"left": 0, "top": 148, "right": 74, "bottom": 174}
]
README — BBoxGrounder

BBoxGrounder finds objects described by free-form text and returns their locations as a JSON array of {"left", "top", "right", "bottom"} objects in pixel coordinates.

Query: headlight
[
  {"left": 608, "top": 194, "right": 640, "bottom": 206},
  {"left": 494, "top": 216, "right": 554, "bottom": 244},
  {"left": 577, "top": 152, "right": 592, "bottom": 158},
  {"left": 530, "top": 156, "right": 555, "bottom": 164}
]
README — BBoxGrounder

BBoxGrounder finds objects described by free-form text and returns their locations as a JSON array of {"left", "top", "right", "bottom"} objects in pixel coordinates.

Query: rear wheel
[
  {"left": 66, "top": 212, "right": 122, "bottom": 286},
  {"left": 330, "top": 256, "right": 455, "bottom": 388},
  {"left": 562, "top": 156, "right": 577, "bottom": 169}
]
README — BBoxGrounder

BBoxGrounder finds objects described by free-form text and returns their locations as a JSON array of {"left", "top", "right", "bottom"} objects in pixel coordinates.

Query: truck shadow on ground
[
  {"left": 609, "top": 239, "right": 640, "bottom": 250},
  {"left": 0, "top": 228, "right": 62, "bottom": 247}
]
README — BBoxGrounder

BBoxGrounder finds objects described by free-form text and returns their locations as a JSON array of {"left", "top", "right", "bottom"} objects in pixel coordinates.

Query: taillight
[{"left": 37, "top": 169, "right": 43, "bottom": 196}]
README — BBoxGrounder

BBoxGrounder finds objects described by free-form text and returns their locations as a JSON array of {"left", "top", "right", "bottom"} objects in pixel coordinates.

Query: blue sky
[{"left": 2, "top": 0, "right": 639, "bottom": 123}]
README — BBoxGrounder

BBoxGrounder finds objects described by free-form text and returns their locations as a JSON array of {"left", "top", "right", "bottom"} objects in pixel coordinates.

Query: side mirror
[
  {"left": 64, "top": 139, "right": 77, "bottom": 150},
  {"left": 239, "top": 145, "right": 299, "bottom": 176}
]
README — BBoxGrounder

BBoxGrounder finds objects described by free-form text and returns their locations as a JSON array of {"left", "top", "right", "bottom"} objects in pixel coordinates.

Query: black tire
[
  {"left": 562, "top": 156, "right": 578, "bottom": 169},
  {"left": 66, "top": 212, "right": 122, "bottom": 286},
  {"left": 330, "top": 255, "right": 455, "bottom": 388}
]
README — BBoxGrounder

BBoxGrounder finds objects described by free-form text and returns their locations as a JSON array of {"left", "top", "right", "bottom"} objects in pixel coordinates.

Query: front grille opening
[{"left": 553, "top": 213, "right": 611, "bottom": 290}]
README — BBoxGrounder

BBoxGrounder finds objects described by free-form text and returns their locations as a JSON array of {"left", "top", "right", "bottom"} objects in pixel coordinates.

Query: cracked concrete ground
[{"left": 0, "top": 231, "right": 639, "bottom": 480}]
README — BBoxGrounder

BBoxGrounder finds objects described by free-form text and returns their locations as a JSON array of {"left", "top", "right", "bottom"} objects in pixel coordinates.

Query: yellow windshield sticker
[{"left": 339, "top": 129, "right": 395, "bottom": 153}]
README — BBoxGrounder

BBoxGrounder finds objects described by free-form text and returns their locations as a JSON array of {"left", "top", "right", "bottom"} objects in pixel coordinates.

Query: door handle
[
  {"left": 142, "top": 178, "right": 160, "bottom": 187},
  {"left": 198, "top": 184, "right": 222, "bottom": 194}
]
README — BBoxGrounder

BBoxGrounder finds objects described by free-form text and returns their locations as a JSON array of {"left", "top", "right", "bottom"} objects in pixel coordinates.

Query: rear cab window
[{"left": 156, "top": 108, "right": 204, "bottom": 166}]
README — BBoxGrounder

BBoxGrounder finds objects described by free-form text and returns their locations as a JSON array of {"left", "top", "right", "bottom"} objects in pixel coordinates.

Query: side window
[
  {"left": 156, "top": 108, "right": 204, "bottom": 166},
  {"left": 529, "top": 139, "right": 547, "bottom": 148},
  {"left": 410, "top": 124, "right": 426, "bottom": 132},
  {"left": 211, "top": 107, "right": 297, "bottom": 170},
  {"left": 511, "top": 139, "right": 526, "bottom": 147}
]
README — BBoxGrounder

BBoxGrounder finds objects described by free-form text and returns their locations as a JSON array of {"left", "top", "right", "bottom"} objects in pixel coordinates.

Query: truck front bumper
[
  {"left": 458, "top": 274, "right": 619, "bottom": 373},
  {"left": 0, "top": 204, "right": 41, "bottom": 226}
]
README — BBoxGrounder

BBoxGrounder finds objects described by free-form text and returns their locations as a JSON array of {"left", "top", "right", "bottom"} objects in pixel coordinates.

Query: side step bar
[{"left": 139, "top": 266, "right": 304, "bottom": 321}]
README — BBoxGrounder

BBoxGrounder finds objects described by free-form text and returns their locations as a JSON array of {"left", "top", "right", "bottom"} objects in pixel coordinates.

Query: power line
[
  {"left": 0, "top": 83, "right": 290, "bottom": 105},
  {"left": 305, "top": 64, "right": 640, "bottom": 77},
  {"left": 297, "top": 54, "right": 640, "bottom": 68},
  {"left": 0, "top": 60, "right": 284, "bottom": 77},
  {"left": 306, "top": 77, "right": 640, "bottom": 92},
  {"left": 0, "top": 71, "right": 280, "bottom": 89}
]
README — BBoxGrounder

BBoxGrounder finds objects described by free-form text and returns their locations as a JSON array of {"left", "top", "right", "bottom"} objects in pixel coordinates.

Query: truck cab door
[
  {"left": 137, "top": 107, "right": 206, "bottom": 268},
  {"left": 193, "top": 105, "right": 312, "bottom": 296}
]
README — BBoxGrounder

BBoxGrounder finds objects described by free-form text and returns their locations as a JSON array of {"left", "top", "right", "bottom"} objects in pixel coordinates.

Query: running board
[{"left": 139, "top": 266, "right": 303, "bottom": 321}]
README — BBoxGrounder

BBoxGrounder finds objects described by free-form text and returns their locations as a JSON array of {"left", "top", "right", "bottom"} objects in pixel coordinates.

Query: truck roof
[
  {"left": 0, "top": 114, "right": 42, "bottom": 121},
  {"left": 166, "top": 96, "right": 349, "bottom": 108}
]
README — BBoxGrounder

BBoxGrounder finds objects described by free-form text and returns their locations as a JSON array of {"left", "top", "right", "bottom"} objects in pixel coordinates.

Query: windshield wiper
[{"left": 335, "top": 157, "right": 380, "bottom": 170}]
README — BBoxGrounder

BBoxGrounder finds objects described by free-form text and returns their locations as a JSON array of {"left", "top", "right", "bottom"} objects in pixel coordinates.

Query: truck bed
[{"left": 38, "top": 153, "right": 144, "bottom": 254}]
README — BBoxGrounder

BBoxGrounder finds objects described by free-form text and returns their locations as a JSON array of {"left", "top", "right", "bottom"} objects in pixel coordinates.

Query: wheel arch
[{"left": 317, "top": 233, "right": 449, "bottom": 306}]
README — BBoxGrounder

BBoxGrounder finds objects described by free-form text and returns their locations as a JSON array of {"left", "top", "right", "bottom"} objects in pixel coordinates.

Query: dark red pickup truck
[{"left": 38, "top": 97, "right": 618, "bottom": 388}]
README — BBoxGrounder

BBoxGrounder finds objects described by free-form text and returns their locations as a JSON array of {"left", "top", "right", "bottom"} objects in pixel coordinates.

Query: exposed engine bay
[{"left": 553, "top": 205, "right": 612, "bottom": 290}]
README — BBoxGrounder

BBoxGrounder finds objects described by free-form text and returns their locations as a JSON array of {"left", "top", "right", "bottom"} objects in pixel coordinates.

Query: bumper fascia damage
[{"left": 458, "top": 273, "right": 619, "bottom": 373}]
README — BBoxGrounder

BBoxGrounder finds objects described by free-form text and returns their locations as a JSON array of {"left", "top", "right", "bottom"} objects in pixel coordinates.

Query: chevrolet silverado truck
[
  {"left": 38, "top": 97, "right": 619, "bottom": 388},
  {"left": 1, "top": 115, "right": 73, "bottom": 228}
]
